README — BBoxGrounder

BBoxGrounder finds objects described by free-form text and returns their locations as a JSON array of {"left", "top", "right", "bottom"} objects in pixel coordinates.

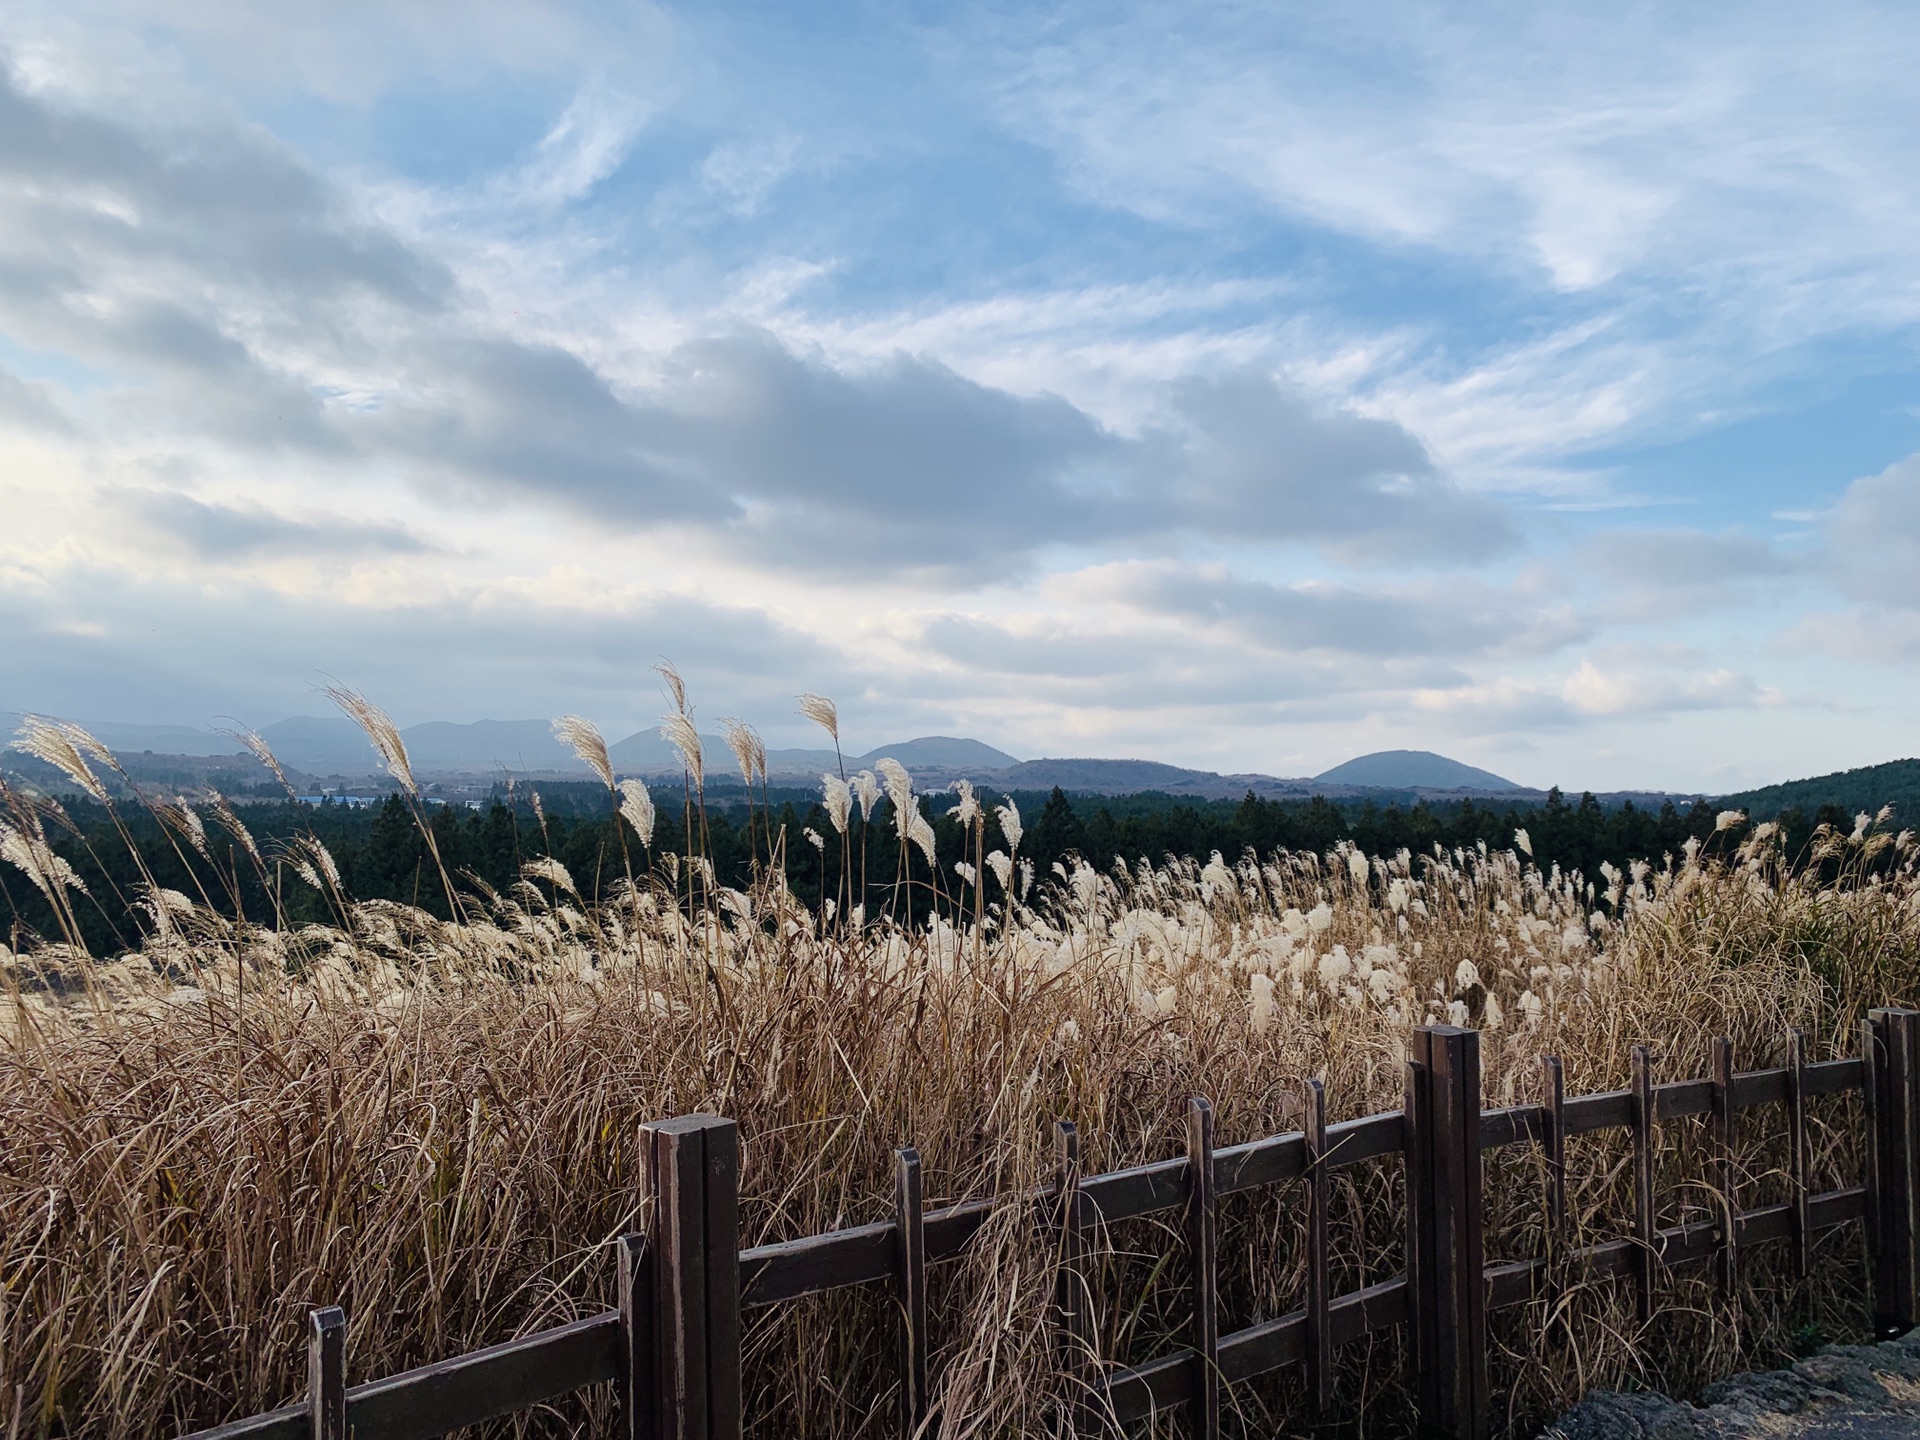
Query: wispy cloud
[{"left": 2, "top": 4, "right": 1920, "bottom": 794}]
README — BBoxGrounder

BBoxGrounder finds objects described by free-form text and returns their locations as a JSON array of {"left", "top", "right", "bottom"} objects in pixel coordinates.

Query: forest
[{"left": 1, "top": 777, "right": 1874, "bottom": 954}]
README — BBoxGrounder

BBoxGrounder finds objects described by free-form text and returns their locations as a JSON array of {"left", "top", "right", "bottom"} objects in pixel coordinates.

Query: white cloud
[
  {"left": 1, "top": 3, "right": 1918, "bottom": 797},
  {"left": 1825, "top": 453, "right": 1920, "bottom": 608}
]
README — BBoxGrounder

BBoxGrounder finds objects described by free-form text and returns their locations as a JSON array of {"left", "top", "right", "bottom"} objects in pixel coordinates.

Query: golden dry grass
[{"left": 2, "top": 726, "right": 1917, "bottom": 1438}]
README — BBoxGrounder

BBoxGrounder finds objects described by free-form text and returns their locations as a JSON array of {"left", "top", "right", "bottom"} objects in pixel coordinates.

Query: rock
[
  {"left": 1699, "top": 1368, "right": 1819, "bottom": 1415},
  {"left": 1790, "top": 1351, "right": 1890, "bottom": 1405},
  {"left": 1549, "top": 1331, "right": 1920, "bottom": 1440},
  {"left": 1546, "top": 1390, "right": 1699, "bottom": 1440}
]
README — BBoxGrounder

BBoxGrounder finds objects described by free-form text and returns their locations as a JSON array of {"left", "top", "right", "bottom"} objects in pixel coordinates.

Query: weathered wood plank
[
  {"left": 1542, "top": 1057, "right": 1567, "bottom": 1279},
  {"left": 1325, "top": 1110, "right": 1405, "bottom": 1168},
  {"left": 1788, "top": 1030, "right": 1811, "bottom": 1279},
  {"left": 1730, "top": 1067, "right": 1790, "bottom": 1110},
  {"left": 1869, "top": 1009, "right": 1920, "bottom": 1336},
  {"left": 178, "top": 1404, "right": 307, "bottom": 1440},
  {"left": 1564, "top": 1089, "right": 1633, "bottom": 1135},
  {"left": 1215, "top": 1130, "right": 1306, "bottom": 1193},
  {"left": 1653, "top": 1078, "right": 1714, "bottom": 1122},
  {"left": 1479, "top": 1105, "right": 1542, "bottom": 1151},
  {"left": 1410, "top": 1025, "right": 1489, "bottom": 1440},
  {"left": 894, "top": 1148, "right": 928, "bottom": 1440},
  {"left": 1806, "top": 1057, "right": 1864, "bottom": 1097},
  {"left": 309, "top": 1307, "right": 346, "bottom": 1440},
  {"left": 1101, "top": 1277, "right": 1406, "bottom": 1424},
  {"left": 739, "top": 1221, "right": 895, "bottom": 1306},
  {"left": 619, "top": 1236, "right": 653, "bottom": 1440},
  {"left": 1053, "top": 1120, "right": 1090, "bottom": 1437},
  {"left": 348, "top": 1312, "right": 623, "bottom": 1440},
  {"left": 1631, "top": 1045, "right": 1656, "bottom": 1326},
  {"left": 1079, "top": 1155, "right": 1187, "bottom": 1224},
  {"left": 1810, "top": 1185, "right": 1867, "bottom": 1230},
  {"left": 1304, "top": 1078, "right": 1333, "bottom": 1418},
  {"left": 1485, "top": 1259, "right": 1540, "bottom": 1311},
  {"left": 1713, "top": 1037, "right": 1738, "bottom": 1298},
  {"left": 705, "top": 1123, "right": 742, "bottom": 1440},
  {"left": 1188, "top": 1096, "right": 1220, "bottom": 1440}
]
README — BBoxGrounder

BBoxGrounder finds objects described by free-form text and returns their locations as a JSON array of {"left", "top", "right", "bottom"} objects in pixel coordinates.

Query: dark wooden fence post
[
  {"left": 1711, "top": 1036, "right": 1738, "bottom": 1301},
  {"left": 1187, "top": 1096, "right": 1219, "bottom": 1440},
  {"left": 1303, "top": 1077, "right": 1332, "bottom": 1420},
  {"left": 1786, "top": 1029, "right": 1810, "bottom": 1281},
  {"left": 1630, "top": 1043, "right": 1656, "bottom": 1327},
  {"left": 307, "top": 1307, "right": 346, "bottom": 1440},
  {"left": 619, "top": 1233, "right": 656, "bottom": 1440},
  {"left": 640, "top": 1115, "right": 742, "bottom": 1440},
  {"left": 1407, "top": 1026, "right": 1488, "bottom": 1440},
  {"left": 1867, "top": 1008, "right": 1919, "bottom": 1337},
  {"left": 1053, "top": 1118, "right": 1091, "bottom": 1437},
  {"left": 1541, "top": 1055, "right": 1566, "bottom": 1261},
  {"left": 894, "top": 1147, "right": 928, "bottom": 1440}
]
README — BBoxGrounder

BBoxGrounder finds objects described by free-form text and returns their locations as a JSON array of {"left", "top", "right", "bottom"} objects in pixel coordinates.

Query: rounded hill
[{"left": 1314, "top": 750, "right": 1520, "bottom": 791}]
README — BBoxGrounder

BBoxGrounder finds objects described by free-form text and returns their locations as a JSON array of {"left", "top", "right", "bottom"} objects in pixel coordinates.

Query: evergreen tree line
[{"left": 0, "top": 783, "right": 1882, "bottom": 955}]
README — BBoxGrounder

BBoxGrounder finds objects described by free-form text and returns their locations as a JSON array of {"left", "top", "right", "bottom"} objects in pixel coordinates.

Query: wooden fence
[{"left": 183, "top": 1007, "right": 1920, "bottom": 1440}]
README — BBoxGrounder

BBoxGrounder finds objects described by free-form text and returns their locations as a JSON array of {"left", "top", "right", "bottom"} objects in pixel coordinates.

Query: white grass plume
[
  {"left": 0, "top": 816, "right": 90, "bottom": 901},
  {"left": 11, "top": 716, "right": 111, "bottom": 803},
  {"left": 222, "top": 725, "right": 296, "bottom": 798},
  {"left": 986, "top": 849, "right": 1013, "bottom": 892},
  {"left": 166, "top": 802, "right": 212, "bottom": 861},
  {"left": 820, "top": 775, "right": 852, "bottom": 834},
  {"left": 552, "top": 715, "right": 615, "bottom": 791},
  {"left": 996, "top": 798, "right": 1022, "bottom": 852},
  {"left": 874, "top": 758, "right": 913, "bottom": 837},
  {"left": 660, "top": 713, "right": 704, "bottom": 785},
  {"left": 949, "top": 778, "right": 979, "bottom": 828},
  {"left": 618, "top": 778, "right": 656, "bottom": 847},
  {"left": 907, "top": 811, "right": 937, "bottom": 869},
  {"left": 654, "top": 660, "right": 688, "bottom": 716},
  {"left": 291, "top": 835, "right": 342, "bottom": 894},
  {"left": 797, "top": 693, "right": 839, "bottom": 743},
  {"left": 852, "top": 770, "right": 880, "bottom": 823},
  {"left": 720, "top": 718, "right": 762, "bottom": 787},
  {"left": 324, "top": 687, "right": 416, "bottom": 796},
  {"left": 207, "top": 792, "right": 263, "bottom": 868}
]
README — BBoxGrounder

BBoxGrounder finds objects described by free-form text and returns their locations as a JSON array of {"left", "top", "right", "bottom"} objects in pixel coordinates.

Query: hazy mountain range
[{"left": 5, "top": 714, "right": 1558, "bottom": 800}]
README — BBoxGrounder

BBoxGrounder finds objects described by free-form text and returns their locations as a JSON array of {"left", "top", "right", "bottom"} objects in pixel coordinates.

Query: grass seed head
[{"left": 796, "top": 693, "right": 839, "bottom": 742}]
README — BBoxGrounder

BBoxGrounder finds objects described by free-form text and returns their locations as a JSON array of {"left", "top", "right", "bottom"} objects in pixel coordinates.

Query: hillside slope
[{"left": 1718, "top": 758, "right": 1920, "bottom": 822}]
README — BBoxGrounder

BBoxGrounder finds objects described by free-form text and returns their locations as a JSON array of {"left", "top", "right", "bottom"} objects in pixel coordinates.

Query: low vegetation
[{"left": 2, "top": 685, "right": 1915, "bottom": 1437}]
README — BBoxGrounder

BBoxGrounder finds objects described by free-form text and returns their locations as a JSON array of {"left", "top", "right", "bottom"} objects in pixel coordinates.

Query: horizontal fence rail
[{"left": 178, "top": 1008, "right": 1920, "bottom": 1440}]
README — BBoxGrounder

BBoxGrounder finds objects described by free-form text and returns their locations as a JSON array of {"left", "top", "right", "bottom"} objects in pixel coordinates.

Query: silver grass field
[{"left": 2, "top": 691, "right": 1915, "bottom": 1438}]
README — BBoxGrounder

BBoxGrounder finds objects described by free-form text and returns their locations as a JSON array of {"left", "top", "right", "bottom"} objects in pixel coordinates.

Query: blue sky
[{"left": 2, "top": 0, "right": 1919, "bottom": 791}]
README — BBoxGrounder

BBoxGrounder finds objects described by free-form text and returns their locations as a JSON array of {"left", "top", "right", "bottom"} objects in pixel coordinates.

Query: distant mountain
[
  {"left": 256, "top": 716, "right": 594, "bottom": 777},
  {"left": 609, "top": 729, "right": 724, "bottom": 775},
  {"left": 849, "top": 737, "right": 1021, "bottom": 771},
  {"left": 255, "top": 716, "right": 374, "bottom": 773},
  {"left": 38, "top": 719, "right": 249, "bottom": 759},
  {"left": 759, "top": 744, "right": 842, "bottom": 775},
  {"left": 1716, "top": 759, "right": 1920, "bottom": 823},
  {"left": 608, "top": 732, "right": 1024, "bottom": 779},
  {"left": 995, "top": 758, "right": 1234, "bottom": 794},
  {"left": 402, "top": 719, "right": 584, "bottom": 773},
  {"left": 1315, "top": 750, "right": 1521, "bottom": 791}
]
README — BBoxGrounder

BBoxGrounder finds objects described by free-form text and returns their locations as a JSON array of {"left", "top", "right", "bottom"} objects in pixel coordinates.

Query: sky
[{"left": 2, "top": 1, "right": 1919, "bottom": 792}]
